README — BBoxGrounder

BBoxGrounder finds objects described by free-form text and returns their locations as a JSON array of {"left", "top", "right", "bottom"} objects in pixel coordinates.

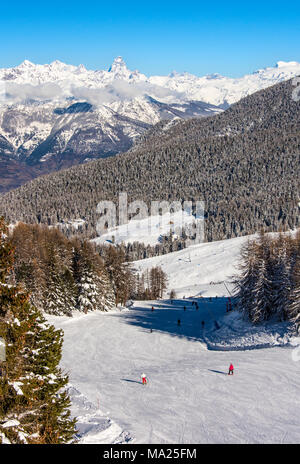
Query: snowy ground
[
  {"left": 48, "top": 300, "right": 300, "bottom": 444},
  {"left": 132, "top": 234, "right": 253, "bottom": 298},
  {"left": 46, "top": 233, "right": 300, "bottom": 444},
  {"left": 92, "top": 209, "right": 203, "bottom": 247}
]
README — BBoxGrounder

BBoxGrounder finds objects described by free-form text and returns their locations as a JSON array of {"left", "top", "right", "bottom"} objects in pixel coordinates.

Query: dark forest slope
[{"left": 0, "top": 79, "right": 299, "bottom": 242}]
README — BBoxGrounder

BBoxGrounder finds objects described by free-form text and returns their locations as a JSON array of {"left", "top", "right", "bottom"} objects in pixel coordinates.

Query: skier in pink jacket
[{"left": 228, "top": 363, "right": 234, "bottom": 375}]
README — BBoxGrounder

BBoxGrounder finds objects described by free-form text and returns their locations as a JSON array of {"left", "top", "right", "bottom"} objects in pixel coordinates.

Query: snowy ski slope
[
  {"left": 46, "top": 234, "right": 300, "bottom": 444},
  {"left": 49, "top": 301, "right": 300, "bottom": 444},
  {"left": 132, "top": 234, "right": 252, "bottom": 297}
]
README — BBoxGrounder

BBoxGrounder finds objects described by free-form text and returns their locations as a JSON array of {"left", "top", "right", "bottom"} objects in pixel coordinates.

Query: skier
[
  {"left": 184, "top": 306, "right": 186, "bottom": 311},
  {"left": 141, "top": 373, "right": 147, "bottom": 385},
  {"left": 201, "top": 320, "right": 205, "bottom": 329},
  {"left": 214, "top": 320, "right": 220, "bottom": 330},
  {"left": 177, "top": 319, "right": 181, "bottom": 326},
  {"left": 151, "top": 306, "right": 154, "bottom": 312},
  {"left": 228, "top": 363, "right": 234, "bottom": 375}
]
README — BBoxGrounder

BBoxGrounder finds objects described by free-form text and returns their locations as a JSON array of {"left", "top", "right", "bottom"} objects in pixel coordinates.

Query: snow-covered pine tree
[
  {"left": 233, "top": 239, "right": 259, "bottom": 320},
  {"left": 28, "top": 314, "right": 77, "bottom": 443},
  {"left": 251, "top": 234, "right": 274, "bottom": 323},
  {"left": 43, "top": 242, "right": 76, "bottom": 316},
  {"left": 60, "top": 267, "right": 78, "bottom": 316},
  {"left": 288, "top": 232, "right": 300, "bottom": 331},
  {"left": 289, "top": 260, "right": 300, "bottom": 331},
  {"left": 270, "top": 235, "right": 293, "bottom": 321},
  {"left": 234, "top": 230, "right": 300, "bottom": 325},
  {"left": 74, "top": 241, "right": 115, "bottom": 312},
  {"left": 0, "top": 217, "right": 76, "bottom": 443}
]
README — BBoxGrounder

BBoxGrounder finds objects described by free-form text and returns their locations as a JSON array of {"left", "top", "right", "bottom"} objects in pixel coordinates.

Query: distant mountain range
[
  {"left": 1, "top": 79, "right": 299, "bottom": 243},
  {"left": 0, "top": 57, "right": 299, "bottom": 192}
]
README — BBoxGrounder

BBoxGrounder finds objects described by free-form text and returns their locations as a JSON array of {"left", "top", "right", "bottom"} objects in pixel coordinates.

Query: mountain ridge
[
  {"left": 1, "top": 78, "right": 299, "bottom": 244},
  {"left": 0, "top": 58, "right": 299, "bottom": 193},
  {"left": 1, "top": 57, "right": 300, "bottom": 106}
]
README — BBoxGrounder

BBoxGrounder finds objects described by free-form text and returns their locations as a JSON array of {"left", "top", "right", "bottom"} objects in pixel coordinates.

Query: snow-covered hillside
[
  {"left": 92, "top": 209, "right": 204, "bottom": 247},
  {"left": 132, "top": 234, "right": 253, "bottom": 298},
  {"left": 46, "top": 233, "right": 300, "bottom": 444},
  {"left": 131, "top": 231, "right": 299, "bottom": 299}
]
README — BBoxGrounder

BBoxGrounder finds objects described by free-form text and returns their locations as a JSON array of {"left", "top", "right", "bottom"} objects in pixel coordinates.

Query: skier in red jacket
[{"left": 228, "top": 363, "right": 234, "bottom": 375}]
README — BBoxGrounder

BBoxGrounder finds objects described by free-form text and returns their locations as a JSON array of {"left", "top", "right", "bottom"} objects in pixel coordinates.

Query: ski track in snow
[{"left": 48, "top": 298, "right": 300, "bottom": 444}]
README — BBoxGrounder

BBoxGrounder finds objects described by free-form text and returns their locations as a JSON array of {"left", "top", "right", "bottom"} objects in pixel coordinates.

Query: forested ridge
[{"left": 0, "top": 79, "right": 299, "bottom": 243}]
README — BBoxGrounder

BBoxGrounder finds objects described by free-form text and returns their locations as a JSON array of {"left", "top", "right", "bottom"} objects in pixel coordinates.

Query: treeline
[
  {"left": 0, "top": 218, "right": 76, "bottom": 443},
  {"left": 10, "top": 223, "right": 134, "bottom": 316},
  {"left": 97, "top": 231, "right": 188, "bottom": 262},
  {"left": 234, "top": 231, "right": 300, "bottom": 329},
  {"left": 134, "top": 266, "right": 167, "bottom": 300},
  {"left": 9, "top": 223, "right": 168, "bottom": 315}
]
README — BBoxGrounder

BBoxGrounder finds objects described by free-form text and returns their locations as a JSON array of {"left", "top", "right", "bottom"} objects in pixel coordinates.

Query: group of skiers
[{"left": 143, "top": 298, "right": 235, "bottom": 385}]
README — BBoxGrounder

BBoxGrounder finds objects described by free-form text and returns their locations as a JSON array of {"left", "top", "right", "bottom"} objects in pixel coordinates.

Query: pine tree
[
  {"left": 233, "top": 239, "right": 258, "bottom": 320},
  {"left": 289, "top": 260, "right": 300, "bottom": 331},
  {"left": 251, "top": 235, "right": 274, "bottom": 323},
  {"left": 43, "top": 242, "right": 76, "bottom": 316},
  {"left": 234, "top": 230, "right": 300, "bottom": 326},
  {"left": 75, "top": 241, "right": 115, "bottom": 312},
  {"left": 288, "top": 233, "right": 300, "bottom": 331},
  {"left": 270, "top": 235, "right": 293, "bottom": 321},
  {"left": 0, "top": 217, "right": 76, "bottom": 444},
  {"left": 104, "top": 246, "right": 133, "bottom": 306}
]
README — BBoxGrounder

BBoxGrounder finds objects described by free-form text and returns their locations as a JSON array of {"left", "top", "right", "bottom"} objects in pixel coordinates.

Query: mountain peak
[
  {"left": 108, "top": 56, "right": 128, "bottom": 73},
  {"left": 18, "top": 59, "right": 35, "bottom": 68},
  {"left": 49, "top": 59, "right": 69, "bottom": 68}
]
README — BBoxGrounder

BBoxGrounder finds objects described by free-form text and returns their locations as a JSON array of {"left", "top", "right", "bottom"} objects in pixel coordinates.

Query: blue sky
[{"left": 1, "top": 0, "right": 299, "bottom": 77}]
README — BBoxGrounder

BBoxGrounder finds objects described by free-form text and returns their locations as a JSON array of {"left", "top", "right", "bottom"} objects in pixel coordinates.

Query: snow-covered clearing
[
  {"left": 92, "top": 209, "right": 203, "bottom": 247},
  {"left": 48, "top": 300, "right": 300, "bottom": 444},
  {"left": 132, "top": 234, "right": 253, "bottom": 297}
]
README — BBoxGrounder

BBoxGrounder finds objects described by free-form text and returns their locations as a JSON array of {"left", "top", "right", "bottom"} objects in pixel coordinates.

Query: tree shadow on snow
[{"left": 120, "top": 297, "right": 229, "bottom": 342}]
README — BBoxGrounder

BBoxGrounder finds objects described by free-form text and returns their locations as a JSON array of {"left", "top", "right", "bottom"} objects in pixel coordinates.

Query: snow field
[{"left": 48, "top": 298, "right": 300, "bottom": 444}]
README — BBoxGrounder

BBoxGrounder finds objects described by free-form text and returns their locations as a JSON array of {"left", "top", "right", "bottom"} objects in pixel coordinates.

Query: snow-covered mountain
[
  {"left": 0, "top": 57, "right": 299, "bottom": 192},
  {"left": 1, "top": 57, "right": 300, "bottom": 106}
]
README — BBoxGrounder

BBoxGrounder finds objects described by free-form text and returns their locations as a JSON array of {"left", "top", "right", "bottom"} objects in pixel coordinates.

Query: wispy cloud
[
  {"left": 72, "top": 80, "right": 183, "bottom": 104},
  {"left": 1, "top": 79, "right": 182, "bottom": 105},
  {"left": 4, "top": 82, "right": 63, "bottom": 102}
]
